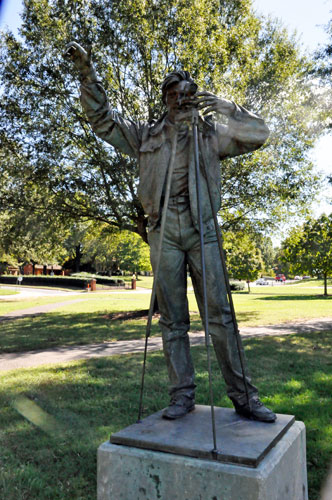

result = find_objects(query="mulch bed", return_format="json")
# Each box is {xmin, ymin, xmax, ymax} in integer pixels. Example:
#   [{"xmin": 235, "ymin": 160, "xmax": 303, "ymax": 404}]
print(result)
[
  {"xmin": 102, "ymin": 309, "xmax": 198, "ymax": 321},
  {"xmin": 102, "ymin": 309, "xmax": 160, "ymax": 321}
]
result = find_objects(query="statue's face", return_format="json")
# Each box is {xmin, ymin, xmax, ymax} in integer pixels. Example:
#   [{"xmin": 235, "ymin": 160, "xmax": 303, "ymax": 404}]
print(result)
[{"xmin": 166, "ymin": 80, "xmax": 196, "ymax": 121}]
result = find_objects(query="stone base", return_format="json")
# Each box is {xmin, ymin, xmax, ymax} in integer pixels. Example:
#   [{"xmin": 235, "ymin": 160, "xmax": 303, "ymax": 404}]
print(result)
[
  {"xmin": 98, "ymin": 420, "xmax": 307, "ymax": 500},
  {"xmin": 109, "ymin": 406, "xmax": 295, "ymax": 467}
]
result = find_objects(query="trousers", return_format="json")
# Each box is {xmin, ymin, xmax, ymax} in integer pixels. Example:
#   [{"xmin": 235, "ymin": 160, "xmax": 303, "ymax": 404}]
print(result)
[{"xmin": 148, "ymin": 197, "xmax": 258, "ymax": 406}]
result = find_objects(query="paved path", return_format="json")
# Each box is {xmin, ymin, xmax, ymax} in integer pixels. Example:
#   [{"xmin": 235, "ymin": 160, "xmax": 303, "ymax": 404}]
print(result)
[
  {"xmin": 0, "ymin": 286, "xmax": 150, "ymax": 301},
  {"xmin": 0, "ymin": 286, "xmax": 85, "ymax": 299},
  {"xmin": 238, "ymin": 317, "xmax": 332, "ymax": 338},
  {"xmin": 0, "ymin": 317, "xmax": 331, "ymax": 372}
]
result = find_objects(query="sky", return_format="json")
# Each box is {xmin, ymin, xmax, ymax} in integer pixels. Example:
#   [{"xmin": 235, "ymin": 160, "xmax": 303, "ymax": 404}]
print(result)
[
  {"xmin": 253, "ymin": 0, "xmax": 332, "ymax": 225},
  {"xmin": 253, "ymin": 0, "xmax": 331, "ymax": 52},
  {"xmin": 1, "ymin": 0, "xmax": 332, "ymax": 230}
]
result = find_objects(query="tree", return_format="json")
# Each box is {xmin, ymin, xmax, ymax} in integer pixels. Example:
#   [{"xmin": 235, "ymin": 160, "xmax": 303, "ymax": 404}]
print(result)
[
  {"xmin": 314, "ymin": 10, "xmax": 332, "ymax": 202},
  {"xmin": 62, "ymin": 222, "xmax": 91, "ymax": 273},
  {"xmin": 223, "ymin": 230, "xmax": 263, "ymax": 292},
  {"xmin": 0, "ymin": 206, "xmax": 151, "ymax": 274},
  {"xmin": 272, "ymin": 246, "xmax": 291, "ymax": 278},
  {"xmin": 80, "ymin": 224, "xmax": 151, "ymax": 274},
  {"xmin": 0, "ymin": 0, "xmax": 326, "ymax": 243},
  {"xmin": 254, "ymin": 234, "xmax": 275, "ymax": 276},
  {"xmin": 315, "ymin": 12, "xmax": 332, "ymax": 86},
  {"xmin": 0, "ymin": 208, "xmax": 70, "ymax": 268},
  {"xmin": 281, "ymin": 214, "xmax": 332, "ymax": 296}
]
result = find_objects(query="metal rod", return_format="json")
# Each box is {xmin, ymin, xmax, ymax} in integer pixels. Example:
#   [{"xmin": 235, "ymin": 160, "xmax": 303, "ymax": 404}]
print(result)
[
  {"xmin": 137, "ymin": 131, "xmax": 178, "ymax": 422},
  {"xmin": 192, "ymin": 109, "xmax": 218, "ymax": 452},
  {"xmin": 197, "ymin": 133, "xmax": 251, "ymax": 410}
]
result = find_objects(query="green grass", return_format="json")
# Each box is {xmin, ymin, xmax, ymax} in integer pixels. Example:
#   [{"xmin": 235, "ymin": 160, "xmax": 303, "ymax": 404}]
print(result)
[
  {"xmin": 1, "ymin": 331, "xmax": 332, "ymax": 499},
  {"xmin": 0, "ymin": 294, "xmax": 85, "ymax": 315},
  {"xmin": 0, "ymin": 290, "xmax": 145, "ymax": 315},
  {"xmin": 0, "ymin": 314, "xmax": 163, "ymax": 352},
  {"xmin": 0, "ymin": 289, "xmax": 19, "ymax": 296},
  {"xmin": 54, "ymin": 292, "xmax": 152, "ymax": 314},
  {"xmin": 0, "ymin": 283, "xmax": 85, "ymax": 292},
  {"xmin": 1, "ymin": 285, "xmax": 332, "ymax": 353},
  {"xmin": 287, "ymin": 278, "xmax": 332, "ymax": 288},
  {"xmin": 232, "ymin": 286, "xmax": 332, "ymax": 326},
  {"xmin": 134, "ymin": 275, "xmax": 154, "ymax": 288}
]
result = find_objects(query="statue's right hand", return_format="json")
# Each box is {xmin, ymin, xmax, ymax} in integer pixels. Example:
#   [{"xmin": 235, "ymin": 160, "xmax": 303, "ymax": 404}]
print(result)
[{"xmin": 63, "ymin": 41, "xmax": 91, "ymax": 71}]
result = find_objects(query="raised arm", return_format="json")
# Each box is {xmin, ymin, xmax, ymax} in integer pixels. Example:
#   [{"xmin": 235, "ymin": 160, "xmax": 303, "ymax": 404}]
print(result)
[
  {"xmin": 64, "ymin": 42, "xmax": 141, "ymax": 159},
  {"xmin": 196, "ymin": 91, "xmax": 269, "ymax": 158}
]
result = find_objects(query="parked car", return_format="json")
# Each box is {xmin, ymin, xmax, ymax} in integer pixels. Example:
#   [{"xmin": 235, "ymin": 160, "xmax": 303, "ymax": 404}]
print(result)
[
  {"xmin": 302, "ymin": 275, "xmax": 311, "ymax": 279},
  {"xmin": 256, "ymin": 278, "xmax": 269, "ymax": 286},
  {"xmin": 275, "ymin": 274, "xmax": 286, "ymax": 282},
  {"xmin": 294, "ymin": 276, "xmax": 302, "ymax": 280}
]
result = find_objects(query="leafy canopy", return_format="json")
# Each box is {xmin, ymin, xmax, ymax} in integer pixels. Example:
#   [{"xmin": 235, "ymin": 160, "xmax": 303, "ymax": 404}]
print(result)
[
  {"xmin": 281, "ymin": 214, "xmax": 332, "ymax": 296},
  {"xmin": 0, "ymin": 0, "xmax": 326, "ymax": 242},
  {"xmin": 223, "ymin": 230, "xmax": 263, "ymax": 291}
]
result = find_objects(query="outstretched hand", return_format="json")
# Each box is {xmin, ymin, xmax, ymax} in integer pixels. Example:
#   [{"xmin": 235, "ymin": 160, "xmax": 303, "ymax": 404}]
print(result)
[
  {"xmin": 195, "ymin": 91, "xmax": 235, "ymax": 116},
  {"xmin": 63, "ymin": 41, "xmax": 91, "ymax": 71}
]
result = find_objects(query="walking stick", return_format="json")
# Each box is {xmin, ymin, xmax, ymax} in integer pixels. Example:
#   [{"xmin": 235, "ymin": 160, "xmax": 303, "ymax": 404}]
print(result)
[
  {"xmin": 137, "ymin": 131, "xmax": 178, "ymax": 422},
  {"xmin": 192, "ymin": 108, "xmax": 218, "ymax": 454},
  {"xmin": 197, "ymin": 133, "xmax": 251, "ymax": 411}
]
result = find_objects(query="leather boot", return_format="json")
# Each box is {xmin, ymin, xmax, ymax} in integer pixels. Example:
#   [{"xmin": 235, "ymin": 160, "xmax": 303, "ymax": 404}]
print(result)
[
  {"xmin": 233, "ymin": 396, "xmax": 277, "ymax": 423},
  {"xmin": 162, "ymin": 394, "xmax": 195, "ymax": 419}
]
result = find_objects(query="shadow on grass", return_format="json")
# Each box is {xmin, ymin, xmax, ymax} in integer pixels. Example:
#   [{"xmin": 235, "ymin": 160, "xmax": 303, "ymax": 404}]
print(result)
[
  {"xmin": 1, "ymin": 330, "xmax": 332, "ymax": 499},
  {"xmin": 255, "ymin": 295, "xmax": 332, "ymax": 301},
  {"xmin": 233, "ymin": 310, "xmax": 260, "ymax": 323},
  {"xmin": 0, "ymin": 309, "xmax": 264, "ymax": 354},
  {"xmin": 0, "ymin": 312, "xmax": 160, "ymax": 353},
  {"xmin": 189, "ymin": 307, "xmax": 260, "ymax": 326}
]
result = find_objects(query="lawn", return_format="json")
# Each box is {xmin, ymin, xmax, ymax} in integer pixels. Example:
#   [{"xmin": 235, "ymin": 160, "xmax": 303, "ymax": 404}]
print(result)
[
  {"xmin": 1, "ymin": 283, "xmax": 332, "ymax": 353},
  {"xmin": 288, "ymin": 278, "xmax": 332, "ymax": 289},
  {"xmin": 0, "ymin": 292, "xmax": 158, "ymax": 352},
  {"xmin": 0, "ymin": 289, "xmax": 19, "ymax": 296},
  {"xmin": 131, "ymin": 275, "xmax": 154, "ymax": 288},
  {"xmin": 0, "ymin": 294, "xmax": 85, "ymax": 315},
  {"xmin": 231, "ymin": 285, "xmax": 332, "ymax": 326},
  {"xmin": 1, "ymin": 330, "xmax": 332, "ymax": 499}
]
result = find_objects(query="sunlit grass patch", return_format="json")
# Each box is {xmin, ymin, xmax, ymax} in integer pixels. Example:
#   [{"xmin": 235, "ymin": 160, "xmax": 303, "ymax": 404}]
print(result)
[{"xmin": 0, "ymin": 289, "xmax": 19, "ymax": 296}]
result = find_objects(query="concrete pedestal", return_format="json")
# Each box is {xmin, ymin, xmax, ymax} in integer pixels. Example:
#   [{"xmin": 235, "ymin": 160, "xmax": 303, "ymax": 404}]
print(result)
[{"xmin": 98, "ymin": 408, "xmax": 307, "ymax": 500}]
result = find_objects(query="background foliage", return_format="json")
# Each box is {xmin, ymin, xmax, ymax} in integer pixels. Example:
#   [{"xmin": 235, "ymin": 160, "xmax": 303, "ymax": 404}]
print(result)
[
  {"xmin": 0, "ymin": 0, "xmax": 327, "ymax": 250},
  {"xmin": 281, "ymin": 213, "xmax": 332, "ymax": 295}
]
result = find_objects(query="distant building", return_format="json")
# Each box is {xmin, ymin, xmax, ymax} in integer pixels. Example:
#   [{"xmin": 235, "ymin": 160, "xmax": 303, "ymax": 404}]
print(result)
[
  {"xmin": 7, "ymin": 265, "xmax": 20, "ymax": 276},
  {"xmin": 23, "ymin": 263, "xmax": 66, "ymax": 276}
]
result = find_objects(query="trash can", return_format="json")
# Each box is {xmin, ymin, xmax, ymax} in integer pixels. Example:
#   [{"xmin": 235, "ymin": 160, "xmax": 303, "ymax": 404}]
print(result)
[
  {"xmin": 90, "ymin": 279, "xmax": 97, "ymax": 291},
  {"xmin": 131, "ymin": 274, "xmax": 136, "ymax": 290}
]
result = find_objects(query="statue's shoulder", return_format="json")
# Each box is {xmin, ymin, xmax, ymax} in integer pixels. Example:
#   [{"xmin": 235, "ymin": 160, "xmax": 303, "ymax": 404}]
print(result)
[
  {"xmin": 140, "ymin": 113, "xmax": 167, "ymax": 143},
  {"xmin": 140, "ymin": 114, "xmax": 167, "ymax": 152},
  {"xmin": 199, "ymin": 114, "xmax": 215, "ymax": 136},
  {"xmin": 148, "ymin": 113, "xmax": 167, "ymax": 136}
]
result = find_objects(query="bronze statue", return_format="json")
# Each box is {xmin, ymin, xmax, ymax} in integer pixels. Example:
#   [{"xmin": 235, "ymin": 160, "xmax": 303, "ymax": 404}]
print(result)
[{"xmin": 64, "ymin": 42, "xmax": 276, "ymax": 423}]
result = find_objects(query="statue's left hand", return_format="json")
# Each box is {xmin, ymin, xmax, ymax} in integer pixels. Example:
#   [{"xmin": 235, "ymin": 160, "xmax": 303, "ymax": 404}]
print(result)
[{"xmin": 196, "ymin": 91, "xmax": 236, "ymax": 116}]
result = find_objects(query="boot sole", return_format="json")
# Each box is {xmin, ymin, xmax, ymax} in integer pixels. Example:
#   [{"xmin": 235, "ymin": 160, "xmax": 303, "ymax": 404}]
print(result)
[
  {"xmin": 162, "ymin": 404, "xmax": 195, "ymax": 420},
  {"xmin": 235, "ymin": 408, "xmax": 277, "ymax": 423}
]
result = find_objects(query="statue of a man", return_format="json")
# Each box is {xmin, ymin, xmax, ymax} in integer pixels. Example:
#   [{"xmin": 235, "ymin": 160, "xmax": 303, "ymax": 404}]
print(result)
[{"xmin": 65, "ymin": 42, "xmax": 276, "ymax": 422}]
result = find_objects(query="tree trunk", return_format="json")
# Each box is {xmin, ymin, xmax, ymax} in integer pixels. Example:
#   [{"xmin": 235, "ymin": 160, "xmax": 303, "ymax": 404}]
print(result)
[
  {"xmin": 136, "ymin": 214, "xmax": 148, "ymax": 244},
  {"xmin": 247, "ymin": 281, "xmax": 250, "ymax": 293},
  {"xmin": 324, "ymin": 272, "xmax": 328, "ymax": 296},
  {"xmin": 74, "ymin": 244, "xmax": 82, "ymax": 273}
]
